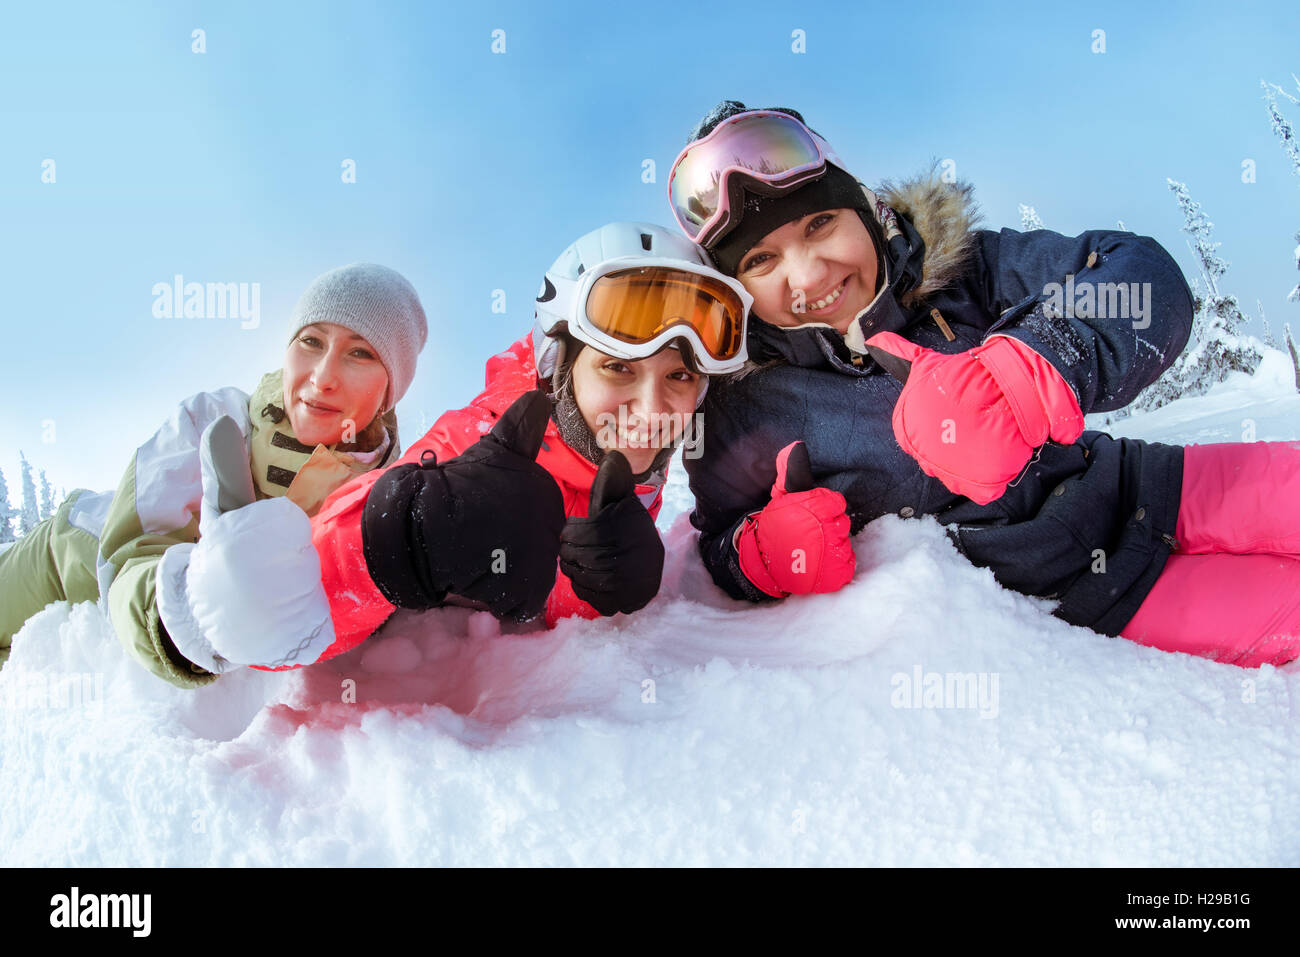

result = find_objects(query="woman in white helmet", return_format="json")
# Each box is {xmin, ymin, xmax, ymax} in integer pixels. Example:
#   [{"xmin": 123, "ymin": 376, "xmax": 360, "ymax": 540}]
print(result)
[{"xmin": 282, "ymin": 222, "xmax": 754, "ymax": 658}]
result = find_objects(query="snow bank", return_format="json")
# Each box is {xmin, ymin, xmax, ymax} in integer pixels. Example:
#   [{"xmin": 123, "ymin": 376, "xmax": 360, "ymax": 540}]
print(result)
[
  {"xmin": 2, "ymin": 359, "xmax": 1299, "ymax": 866},
  {"xmin": 1086, "ymin": 346, "xmax": 1300, "ymax": 446}
]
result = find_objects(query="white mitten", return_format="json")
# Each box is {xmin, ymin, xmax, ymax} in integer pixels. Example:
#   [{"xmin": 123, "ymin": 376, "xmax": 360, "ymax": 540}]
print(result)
[{"xmin": 155, "ymin": 416, "xmax": 336, "ymax": 673}]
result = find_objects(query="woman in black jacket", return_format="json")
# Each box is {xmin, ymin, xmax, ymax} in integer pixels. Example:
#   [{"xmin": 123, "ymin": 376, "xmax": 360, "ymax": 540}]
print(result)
[{"xmin": 669, "ymin": 100, "xmax": 1300, "ymax": 668}]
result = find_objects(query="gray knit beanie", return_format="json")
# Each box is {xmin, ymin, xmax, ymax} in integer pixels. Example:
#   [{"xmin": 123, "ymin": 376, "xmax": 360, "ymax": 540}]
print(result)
[{"xmin": 287, "ymin": 263, "xmax": 428, "ymax": 412}]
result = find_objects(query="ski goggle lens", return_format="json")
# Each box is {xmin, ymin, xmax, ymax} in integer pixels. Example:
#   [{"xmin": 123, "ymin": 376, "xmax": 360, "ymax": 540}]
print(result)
[
  {"xmin": 585, "ymin": 267, "xmax": 745, "ymax": 361},
  {"xmin": 669, "ymin": 111, "xmax": 827, "ymax": 244}
]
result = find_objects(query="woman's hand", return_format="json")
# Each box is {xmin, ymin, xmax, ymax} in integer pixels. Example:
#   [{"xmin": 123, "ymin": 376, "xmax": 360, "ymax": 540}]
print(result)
[
  {"xmin": 156, "ymin": 416, "xmax": 336, "ymax": 674},
  {"xmin": 559, "ymin": 450, "xmax": 665, "ymax": 616},
  {"xmin": 864, "ymin": 332, "xmax": 1084, "ymax": 505},
  {"xmin": 736, "ymin": 441, "xmax": 855, "ymax": 597},
  {"xmin": 361, "ymin": 389, "xmax": 566, "ymax": 622}
]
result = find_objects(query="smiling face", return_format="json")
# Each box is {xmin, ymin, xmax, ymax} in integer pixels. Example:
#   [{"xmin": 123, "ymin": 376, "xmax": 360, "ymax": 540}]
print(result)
[
  {"xmin": 281, "ymin": 322, "xmax": 390, "ymax": 447},
  {"xmin": 733, "ymin": 208, "xmax": 879, "ymax": 334},
  {"xmin": 569, "ymin": 344, "xmax": 703, "ymax": 474}
]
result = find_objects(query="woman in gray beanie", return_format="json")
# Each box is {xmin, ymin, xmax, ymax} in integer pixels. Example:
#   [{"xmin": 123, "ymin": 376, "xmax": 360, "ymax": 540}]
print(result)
[
  {"xmin": 0, "ymin": 262, "xmax": 429, "ymax": 689},
  {"xmin": 284, "ymin": 261, "xmax": 428, "ymax": 419}
]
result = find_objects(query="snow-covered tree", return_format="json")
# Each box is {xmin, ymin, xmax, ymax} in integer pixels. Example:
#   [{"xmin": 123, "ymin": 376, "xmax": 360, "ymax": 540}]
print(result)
[
  {"xmin": 18, "ymin": 452, "xmax": 40, "ymax": 536},
  {"xmin": 1259, "ymin": 303, "xmax": 1300, "ymax": 390},
  {"xmin": 1290, "ymin": 232, "xmax": 1300, "ymax": 304},
  {"xmin": 1018, "ymin": 204, "xmax": 1044, "ymax": 230},
  {"xmin": 1258, "ymin": 300, "xmax": 1276, "ymax": 349},
  {"xmin": 1284, "ymin": 323, "xmax": 1300, "ymax": 391},
  {"xmin": 0, "ymin": 467, "xmax": 16, "ymax": 544},
  {"xmin": 1262, "ymin": 78, "xmax": 1300, "ymax": 305},
  {"xmin": 39, "ymin": 469, "xmax": 54, "ymax": 521},
  {"xmin": 1129, "ymin": 180, "xmax": 1262, "ymax": 412},
  {"xmin": 1262, "ymin": 75, "xmax": 1300, "ymax": 174}
]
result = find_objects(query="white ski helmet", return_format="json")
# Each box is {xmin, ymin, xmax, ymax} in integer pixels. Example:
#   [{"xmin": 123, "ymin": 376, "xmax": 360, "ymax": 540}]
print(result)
[{"xmin": 532, "ymin": 221, "xmax": 751, "ymax": 395}]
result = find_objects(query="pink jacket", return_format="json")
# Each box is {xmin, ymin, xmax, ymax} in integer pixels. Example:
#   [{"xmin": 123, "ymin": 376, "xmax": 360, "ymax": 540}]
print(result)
[{"xmin": 305, "ymin": 333, "xmax": 666, "ymax": 661}]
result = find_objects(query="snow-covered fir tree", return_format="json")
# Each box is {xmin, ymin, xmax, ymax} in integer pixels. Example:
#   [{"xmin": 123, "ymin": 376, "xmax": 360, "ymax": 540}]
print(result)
[
  {"xmin": 1262, "ymin": 78, "xmax": 1300, "ymax": 304},
  {"xmin": 1291, "ymin": 232, "xmax": 1300, "ymax": 304},
  {"xmin": 18, "ymin": 452, "xmax": 40, "ymax": 536},
  {"xmin": 1262, "ymin": 76, "xmax": 1300, "ymax": 170},
  {"xmin": 1256, "ymin": 299, "xmax": 1300, "ymax": 390},
  {"xmin": 1129, "ymin": 180, "xmax": 1262, "ymax": 412},
  {"xmin": 39, "ymin": 469, "xmax": 55, "ymax": 521},
  {"xmin": 0, "ymin": 467, "xmax": 16, "ymax": 544},
  {"xmin": 1259, "ymin": 300, "xmax": 1276, "ymax": 348},
  {"xmin": 1288, "ymin": 324, "xmax": 1300, "ymax": 391},
  {"xmin": 1260, "ymin": 75, "xmax": 1300, "ymax": 393},
  {"xmin": 1018, "ymin": 204, "xmax": 1044, "ymax": 230}
]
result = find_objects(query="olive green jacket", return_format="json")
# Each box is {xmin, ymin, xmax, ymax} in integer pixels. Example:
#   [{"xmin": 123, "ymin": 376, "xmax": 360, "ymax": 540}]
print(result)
[{"xmin": 0, "ymin": 371, "xmax": 398, "ymax": 687}]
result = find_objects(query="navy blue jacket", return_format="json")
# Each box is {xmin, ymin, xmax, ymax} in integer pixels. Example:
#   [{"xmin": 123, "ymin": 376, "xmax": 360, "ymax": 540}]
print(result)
[{"xmin": 685, "ymin": 177, "xmax": 1196, "ymax": 635}]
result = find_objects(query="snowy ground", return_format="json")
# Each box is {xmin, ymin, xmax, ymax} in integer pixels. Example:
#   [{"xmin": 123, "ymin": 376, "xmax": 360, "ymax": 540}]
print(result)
[{"xmin": 3, "ymin": 350, "xmax": 1299, "ymax": 866}]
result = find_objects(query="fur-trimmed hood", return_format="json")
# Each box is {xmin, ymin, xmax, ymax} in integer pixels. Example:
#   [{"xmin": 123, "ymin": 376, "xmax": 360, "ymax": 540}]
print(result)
[
  {"xmin": 876, "ymin": 165, "xmax": 983, "ymax": 311},
  {"xmin": 737, "ymin": 165, "xmax": 985, "ymax": 374}
]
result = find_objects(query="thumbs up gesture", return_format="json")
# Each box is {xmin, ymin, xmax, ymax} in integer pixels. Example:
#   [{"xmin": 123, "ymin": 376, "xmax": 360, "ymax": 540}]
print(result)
[
  {"xmin": 736, "ymin": 441, "xmax": 855, "ymax": 598},
  {"xmin": 558, "ymin": 450, "xmax": 665, "ymax": 617},
  {"xmin": 863, "ymin": 332, "xmax": 1085, "ymax": 505},
  {"xmin": 156, "ymin": 414, "xmax": 337, "ymax": 674},
  {"xmin": 362, "ymin": 389, "xmax": 566, "ymax": 623}
]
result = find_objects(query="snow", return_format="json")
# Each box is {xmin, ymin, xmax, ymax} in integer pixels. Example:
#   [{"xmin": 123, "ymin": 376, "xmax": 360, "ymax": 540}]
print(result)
[
  {"xmin": 1089, "ymin": 347, "xmax": 1300, "ymax": 446},
  {"xmin": 3, "ymin": 354, "xmax": 1300, "ymax": 865}
]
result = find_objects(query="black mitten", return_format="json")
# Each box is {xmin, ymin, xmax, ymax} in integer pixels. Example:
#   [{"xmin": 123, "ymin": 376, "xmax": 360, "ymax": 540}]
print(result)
[
  {"xmin": 362, "ymin": 390, "xmax": 566, "ymax": 622},
  {"xmin": 559, "ymin": 450, "xmax": 665, "ymax": 616}
]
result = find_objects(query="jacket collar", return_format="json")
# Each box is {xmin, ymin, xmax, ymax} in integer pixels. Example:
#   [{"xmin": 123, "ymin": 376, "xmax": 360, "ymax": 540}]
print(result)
[{"xmin": 248, "ymin": 370, "xmax": 400, "ymax": 498}]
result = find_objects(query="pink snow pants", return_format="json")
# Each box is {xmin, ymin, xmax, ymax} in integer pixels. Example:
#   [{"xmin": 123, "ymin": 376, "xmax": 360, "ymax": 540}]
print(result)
[{"xmin": 1119, "ymin": 441, "xmax": 1300, "ymax": 667}]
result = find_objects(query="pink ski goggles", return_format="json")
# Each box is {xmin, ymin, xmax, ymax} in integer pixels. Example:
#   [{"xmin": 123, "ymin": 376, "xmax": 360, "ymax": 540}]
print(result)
[{"xmin": 668, "ymin": 110, "xmax": 842, "ymax": 248}]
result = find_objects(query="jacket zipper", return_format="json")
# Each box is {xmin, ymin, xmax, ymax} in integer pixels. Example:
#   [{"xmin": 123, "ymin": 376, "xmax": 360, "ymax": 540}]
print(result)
[{"xmin": 931, "ymin": 308, "xmax": 955, "ymax": 341}]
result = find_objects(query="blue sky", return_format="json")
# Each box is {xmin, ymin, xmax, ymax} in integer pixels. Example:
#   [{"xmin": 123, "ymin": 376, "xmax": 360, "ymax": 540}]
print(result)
[{"xmin": 2, "ymin": 0, "xmax": 1298, "ymax": 495}]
